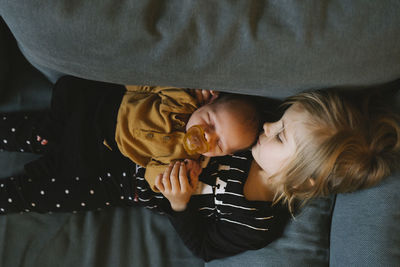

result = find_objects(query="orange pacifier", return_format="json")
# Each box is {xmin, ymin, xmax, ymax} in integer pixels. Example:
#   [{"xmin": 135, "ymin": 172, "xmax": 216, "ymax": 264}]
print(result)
[{"xmin": 183, "ymin": 125, "xmax": 210, "ymax": 155}]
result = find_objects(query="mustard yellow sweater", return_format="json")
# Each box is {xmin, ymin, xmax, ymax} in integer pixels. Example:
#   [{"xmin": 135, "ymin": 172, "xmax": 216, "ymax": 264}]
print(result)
[{"xmin": 114, "ymin": 85, "xmax": 200, "ymax": 191}]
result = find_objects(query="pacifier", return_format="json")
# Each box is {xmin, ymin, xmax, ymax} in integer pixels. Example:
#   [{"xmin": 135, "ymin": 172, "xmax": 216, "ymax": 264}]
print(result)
[{"xmin": 183, "ymin": 125, "xmax": 210, "ymax": 155}]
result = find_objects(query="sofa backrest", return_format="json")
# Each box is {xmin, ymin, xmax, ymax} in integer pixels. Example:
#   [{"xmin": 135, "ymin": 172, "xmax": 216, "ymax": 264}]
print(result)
[{"xmin": 1, "ymin": 0, "xmax": 400, "ymax": 97}]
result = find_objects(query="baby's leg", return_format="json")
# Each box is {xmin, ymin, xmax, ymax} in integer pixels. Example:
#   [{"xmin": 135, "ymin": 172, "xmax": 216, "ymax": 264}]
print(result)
[
  {"xmin": 0, "ymin": 157, "xmax": 137, "ymax": 214},
  {"xmin": 0, "ymin": 111, "xmax": 50, "ymax": 154}
]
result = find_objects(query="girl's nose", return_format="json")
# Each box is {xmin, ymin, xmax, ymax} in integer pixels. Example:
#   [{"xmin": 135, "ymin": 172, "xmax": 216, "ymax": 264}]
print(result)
[
  {"xmin": 263, "ymin": 121, "xmax": 280, "ymax": 137},
  {"xmin": 263, "ymin": 122, "xmax": 273, "ymax": 136}
]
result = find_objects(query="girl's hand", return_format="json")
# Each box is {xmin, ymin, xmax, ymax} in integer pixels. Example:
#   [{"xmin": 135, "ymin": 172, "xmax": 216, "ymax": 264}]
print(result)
[
  {"xmin": 193, "ymin": 89, "xmax": 219, "ymax": 105},
  {"xmin": 155, "ymin": 161, "xmax": 199, "ymax": 212}
]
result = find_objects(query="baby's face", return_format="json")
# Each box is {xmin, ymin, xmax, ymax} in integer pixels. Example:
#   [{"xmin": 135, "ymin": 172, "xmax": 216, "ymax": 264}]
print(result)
[{"xmin": 186, "ymin": 102, "xmax": 256, "ymax": 157}]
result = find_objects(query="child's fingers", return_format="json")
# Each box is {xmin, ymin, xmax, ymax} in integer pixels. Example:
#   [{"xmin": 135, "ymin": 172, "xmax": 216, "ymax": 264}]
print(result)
[
  {"xmin": 192, "ymin": 89, "xmax": 205, "ymax": 105},
  {"xmin": 193, "ymin": 89, "xmax": 216, "ymax": 105},
  {"xmin": 209, "ymin": 90, "xmax": 219, "ymax": 102},
  {"xmin": 186, "ymin": 159, "xmax": 202, "ymax": 177},
  {"xmin": 201, "ymin": 90, "xmax": 211, "ymax": 101},
  {"xmin": 155, "ymin": 174, "xmax": 165, "ymax": 192},
  {"xmin": 210, "ymin": 90, "xmax": 219, "ymax": 96},
  {"xmin": 189, "ymin": 171, "xmax": 199, "ymax": 190},
  {"xmin": 170, "ymin": 162, "xmax": 181, "ymax": 191},
  {"xmin": 193, "ymin": 162, "xmax": 202, "ymax": 177},
  {"xmin": 178, "ymin": 162, "xmax": 189, "ymax": 190},
  {"xmin": 162, "ymin": 164, "xmax": 173, "ymax": 191},
  {"xmin": 184, "ymin": 159, "xmax": 192, "ymax": 170}
]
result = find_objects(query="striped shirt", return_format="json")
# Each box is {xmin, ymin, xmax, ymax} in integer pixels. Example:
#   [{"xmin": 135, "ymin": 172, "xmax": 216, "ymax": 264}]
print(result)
[{"xmin": 134, "ymin": 150, "xmax": 290, "ymax": 261}]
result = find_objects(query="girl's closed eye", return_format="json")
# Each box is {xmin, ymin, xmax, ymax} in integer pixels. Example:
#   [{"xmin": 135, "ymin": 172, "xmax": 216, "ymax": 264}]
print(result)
[
  {"xmin": 275, "ymin": 128, "xmax": 284, "ymax": 143},
  {"xmin": 275, "ymin": 133, "xmax": 282, "ymax": 143}
]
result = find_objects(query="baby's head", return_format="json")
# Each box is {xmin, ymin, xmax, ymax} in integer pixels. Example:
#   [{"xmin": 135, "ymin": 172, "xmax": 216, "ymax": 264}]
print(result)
[
  {"xmin": 269, "ymin": 89, "xmax": 400, "ymax": 211},
  {"xmin": 186, "ymin": 93, "xmax": 261, "ymax": 157}
]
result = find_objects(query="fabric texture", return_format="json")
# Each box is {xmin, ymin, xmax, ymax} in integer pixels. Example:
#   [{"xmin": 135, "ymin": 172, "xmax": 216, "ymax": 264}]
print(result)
[
  {"xmin": 1, "ymin": 1, "xmax": 400, "ymax": 98},
  {"xmin": 330, "ymin": 173, "xmax": 400, "ymax": 266},
  {"xmin": 0, "ymin": 207, "xmax": 204, "ymax": 267},
  {"xmin": 0, "ymin": 17, "xmax": 10, "ymax": 90}
]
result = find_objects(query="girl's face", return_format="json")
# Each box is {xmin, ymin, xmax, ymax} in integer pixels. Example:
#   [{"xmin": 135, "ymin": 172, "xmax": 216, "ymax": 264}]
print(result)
[{"xmin": 252, "ymin": 103, "xmax": 311, "ymax": 178}]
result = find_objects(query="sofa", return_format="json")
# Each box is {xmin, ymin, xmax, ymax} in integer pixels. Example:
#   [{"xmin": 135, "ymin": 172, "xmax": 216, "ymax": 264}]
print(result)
[{"xmin": 0, "ymin": 1, "xmax": 399, "ymax": 266}]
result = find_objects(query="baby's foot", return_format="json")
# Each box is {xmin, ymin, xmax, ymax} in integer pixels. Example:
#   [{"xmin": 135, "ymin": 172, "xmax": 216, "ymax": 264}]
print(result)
[{"xmin": 36, "ymin": 135, "xmax": 48, "ymax": 145}]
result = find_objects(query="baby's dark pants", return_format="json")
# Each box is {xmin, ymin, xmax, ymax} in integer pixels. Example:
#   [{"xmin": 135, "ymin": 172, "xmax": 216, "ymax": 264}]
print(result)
[{"xmin": 0, "ymin": 76, "xmax": 139, "ymax": 214}]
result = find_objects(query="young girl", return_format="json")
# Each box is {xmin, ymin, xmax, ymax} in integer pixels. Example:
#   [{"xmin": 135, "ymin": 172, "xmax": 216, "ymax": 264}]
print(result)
[
  {"xmin": 141, "ymin": 86, "xmax": 399, "ymax": 260},
  {"xmin": 0, "ymin": 80, "xmax": 399, "ymax": 261}
]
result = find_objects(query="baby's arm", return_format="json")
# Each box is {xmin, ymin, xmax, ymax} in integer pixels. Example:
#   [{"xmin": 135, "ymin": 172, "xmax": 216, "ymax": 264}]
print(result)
[
  {"xmin": 155, "ymin": 160, "xmax": 201, "ymax": 211},
  {"xmin": 183, "ymin": 159, "xmax": 202, "ymax": 182}
]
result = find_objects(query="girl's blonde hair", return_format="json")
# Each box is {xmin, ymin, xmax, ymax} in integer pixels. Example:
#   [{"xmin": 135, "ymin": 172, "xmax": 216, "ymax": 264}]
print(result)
[{"xmin": 272, "ymin": 89, "xmax": 400, "ymax": 213}]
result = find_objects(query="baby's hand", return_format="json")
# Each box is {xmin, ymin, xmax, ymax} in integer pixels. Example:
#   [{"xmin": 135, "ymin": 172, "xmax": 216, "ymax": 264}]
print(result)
[
  {"xmin": 36, "ymin": 135, "xmax": 48, "ymax": 145},
  {"xmin": 184, "ymin": 159, "xmax": 202, "ymax": 181},
  {"xmin": 192, "ymin": 89, "xmax": 219, "ymax": 105},
  {"xmin": 155, "ymin": 161, "xmax": 199, "ymax": 211}
]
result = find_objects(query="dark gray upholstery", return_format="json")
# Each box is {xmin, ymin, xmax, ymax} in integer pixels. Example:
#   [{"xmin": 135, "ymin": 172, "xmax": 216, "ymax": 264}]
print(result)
[
  {"xmin": 331, "ymin": 173, "xmax": 400, "ymax": 266},
  {"xmin": 1, "ymin": 0, "xmax": 400, "ymax": 97},
  {"xmin": 1, "ymin": 1, "xmax": 399, "ymax": 266},
  {"xmin": 0, "ymin": 17, "xmax": 9, "ymax": 91}
]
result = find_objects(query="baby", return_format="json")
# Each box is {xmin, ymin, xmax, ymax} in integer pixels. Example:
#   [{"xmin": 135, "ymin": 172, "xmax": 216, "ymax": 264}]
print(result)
[
  {"xmin": 34, "ymin": 78, "xmax": 261, "ymax": 192},
  {"xmin": 111, "ymin": 85, "xmax": 261, "ymax": 191}
]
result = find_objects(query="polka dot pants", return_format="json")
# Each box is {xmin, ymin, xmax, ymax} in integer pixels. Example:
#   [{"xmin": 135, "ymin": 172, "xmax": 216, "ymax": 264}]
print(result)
[
  {"xmin": 0, "ymin": 111, "xmax": 49, "ymax": 154},
  {"xmin": 0, "ymin": 111, "xmax": 139, "ymax": 214}
]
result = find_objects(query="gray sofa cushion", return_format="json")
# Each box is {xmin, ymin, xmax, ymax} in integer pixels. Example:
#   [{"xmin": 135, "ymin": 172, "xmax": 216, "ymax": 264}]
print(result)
[
  {"xmin": 330, "ymin": 173, "xmax": 400, "ymax": 266},
  {"xmin": 0, "ymin": 15, "xmax": 52, "ymax": 113},
  {"xmin": 208, "ymin": 197, "xmax": 333, "ymax": 267},
  {"xmin": 1, "ymin": 0, "xmax": 400, "ymax": 98},
  {"xmin": 0, "ymin": 17, "xmax": 10, "ymax": 90},
  {"xmin": 0, "ymin": 207, "xmax": 204, "ymax": 267}
]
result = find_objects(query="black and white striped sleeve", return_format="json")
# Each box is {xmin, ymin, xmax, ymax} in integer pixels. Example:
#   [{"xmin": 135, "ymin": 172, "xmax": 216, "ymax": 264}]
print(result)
[{"xmin": 167, "ymin": 203, "xmax": 290, "ymax": 262}]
